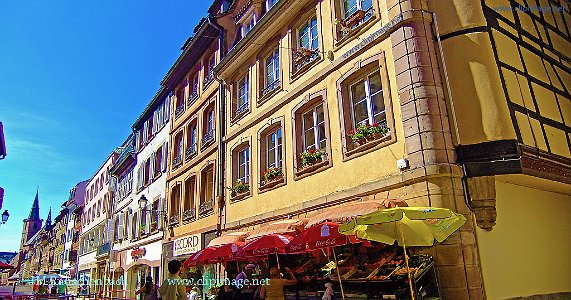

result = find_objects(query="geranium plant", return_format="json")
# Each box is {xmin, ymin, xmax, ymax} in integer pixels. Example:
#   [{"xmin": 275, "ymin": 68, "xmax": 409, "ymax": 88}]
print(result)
[
  {"xmin": 348, "ymin": 122, "xmax": 389, "ymax": 143},
  {"xmin": 262, "ymin": 167, "xmax": 283, "ymax": 183},
  {"xmin": 231, "ymin": 180, "xmax": 249, "ymax": 194},
  {"xmin": 300, "ymin": 148, "xmax": 326, "ymax": 166}
]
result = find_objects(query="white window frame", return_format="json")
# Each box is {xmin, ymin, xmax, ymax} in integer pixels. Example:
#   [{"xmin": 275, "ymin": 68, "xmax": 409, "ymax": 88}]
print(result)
[
  {"xmin": 298, "ymin": 17, "xmax": 319, "ymax": 51},
  {"xmin": 237, "ymin": 73, "xmax": 249, "ymax": 112},
  {"xmin": 302, "ymin": 104, "xmax": 326, "ymax": 151},
  {"xmin": 266, "ymin": 127, "xmax": 283, "ymax": 169},
  {"xmin": 349, "ymin": 70, "xmax": 385, "ymax": 128},
  {"xmin": 265, "ymin": 49, "xmax": 280, "ymax": 88},
  {"xmin": 241, "ymin": 12, "xmax": 257, "ymax": 37},
  {"xmin": 343, "ymin": 0, "xmax": 373, "ymax": 18},
  {"xmin": 237, "ymin": 146, "xmax": 250, "ymax": 184}
]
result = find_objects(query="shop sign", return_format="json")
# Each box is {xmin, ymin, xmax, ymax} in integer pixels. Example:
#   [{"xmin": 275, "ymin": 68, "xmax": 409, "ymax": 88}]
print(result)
[
  {"xmin": 341, "ymin": 13, "xmax": 403, "ymax": 59},
  {"xmin": 131, "ymin": 248, "xmax": 146, "ymax": 260},
  {"xmin": 173, "ymin": 234, "xmax": 202, "ymax": 257}
]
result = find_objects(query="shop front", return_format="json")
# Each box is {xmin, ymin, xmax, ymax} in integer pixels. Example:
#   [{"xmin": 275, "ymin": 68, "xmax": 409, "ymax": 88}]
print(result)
[{"xmin": 124, "ymin": 241, "xmax": 163, "ymax": 299}]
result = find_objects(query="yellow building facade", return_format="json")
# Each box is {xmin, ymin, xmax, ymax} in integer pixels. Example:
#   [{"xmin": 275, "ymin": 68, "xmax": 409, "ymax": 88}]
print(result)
[{"xmin": 161, "ymin": 0, "xmax": 570, "ymax": 299}]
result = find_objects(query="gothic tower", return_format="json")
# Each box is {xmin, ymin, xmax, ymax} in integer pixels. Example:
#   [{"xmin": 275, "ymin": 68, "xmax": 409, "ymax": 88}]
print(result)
[{"xmin": 20, "ymin": 190, "xmax": 43, "ymax": 248}]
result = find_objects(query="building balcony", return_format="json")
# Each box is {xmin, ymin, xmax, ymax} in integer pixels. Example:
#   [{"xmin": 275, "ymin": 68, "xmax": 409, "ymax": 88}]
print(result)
[
  {"xmin": 198, "ymin": 199, "xmax": 214, "ymax": 216},
  {"xmin": 175, "ymin": 103, "xmax": 186, "ymax": 119},
  {"xmin": 182, "ymin": 208, "xmax": 196, "ymax": 223},
  {"xmin": 185, "ymin": 144, "xmax": 198, "ymax": 162}
]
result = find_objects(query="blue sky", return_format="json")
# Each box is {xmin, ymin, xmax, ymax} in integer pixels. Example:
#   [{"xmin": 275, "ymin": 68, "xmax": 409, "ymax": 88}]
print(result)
[{"xmin": 0, "ymin": 0, "xmax": 211, "ymax": 251}]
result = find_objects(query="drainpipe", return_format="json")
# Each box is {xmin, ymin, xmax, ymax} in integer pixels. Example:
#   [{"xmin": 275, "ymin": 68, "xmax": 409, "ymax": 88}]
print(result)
[{"xmin": 208, "ymin": 16, "xmax": 227, "ymax": 238}]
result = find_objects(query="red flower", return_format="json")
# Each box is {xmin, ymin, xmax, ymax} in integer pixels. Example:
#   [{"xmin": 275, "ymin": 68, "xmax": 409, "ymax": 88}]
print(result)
[
  {"xmin": 349, "ymin": 130, "xmax": 354, "ymax": 135},
  {"xmin": 373, "ymin": 122, "xmax": 378, "ymax": 127}
]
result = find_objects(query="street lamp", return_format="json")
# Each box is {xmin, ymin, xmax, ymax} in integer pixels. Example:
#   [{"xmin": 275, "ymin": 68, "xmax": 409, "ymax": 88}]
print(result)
[
  {"xmin": 138, "ymin": 195, "xmax": 168, "ymax": 227},
  {"xmin": 0, "ymin": 210, "xmax": 9, "ymax": 225}
]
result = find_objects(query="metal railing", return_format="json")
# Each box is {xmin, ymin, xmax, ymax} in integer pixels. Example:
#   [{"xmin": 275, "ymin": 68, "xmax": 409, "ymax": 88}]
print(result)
[
  {"xmin": 262, "ymin": 79, "xmax": 280, "ymax": 97},
  {"xmin": 201, "ymin": 130, "xmax": 215, "ymax": 148},
  {"xmin": 187, "ymin": 91, "xmax": 199, "ymax": 106},
  {"xmin": 169, "ymin": 215, "xmax": 180, "ymax": 227},
  {"xmin": 182, "ymin": 208, "xmax": 196, "ymax": 223},
  {"xmin": 174, "ymin": 103, "xmax": 185, "ymax": 119},
  {"xmin": 185, "ymin": 144, "xmax": 197, "ymax": 161},
  {"xmin": 198, "ymin": 199, "xmax": 214, "ymax": 215},
  {"xmin": 204, "ymin": 72, "xmax": 215, "ymax": 87},
  {"xmin": 235, "ymin": 101, "xmax": 249, "ymax": 116},
  {"xmin": 172, "ymin": 155, "xmax": 182, "ymax": 169}
]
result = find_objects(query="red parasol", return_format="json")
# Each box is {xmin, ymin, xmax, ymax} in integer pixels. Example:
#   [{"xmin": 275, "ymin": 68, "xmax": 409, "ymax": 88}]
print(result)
[
  {"xmin": 0, "ymin": 262, "xmax": 14, "ymax": 269},
  {"xmin": 203, "ymin": 242, "xmax": 246, "ymax": 264},
  {"xmin": 242, "ymin": 234, "xmax": 293, "ymax": 257},
  {"xmin": 286, "ymin": 222, "xmax": 365, "ymax": 253},
  {"xmin": 183, "ymin": 247, "xmax": 217, "ymax": 268}
]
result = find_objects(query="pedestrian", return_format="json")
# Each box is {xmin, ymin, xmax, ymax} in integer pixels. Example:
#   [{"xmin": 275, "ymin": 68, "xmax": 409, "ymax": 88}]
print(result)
[
  {"xmin": 158, "ymin": 260, "xmax": 187, "ymax": 300},
  {"xmin": 136, "ymin": 275, "xmax": 159, "ymax": 300},
  {"xmin": 260, "ymin": 267, "xmax": 297, "ymax": 300},
  {"xmin": 235, "ymin": 264, "xmax": 256, "ymax": 300}
]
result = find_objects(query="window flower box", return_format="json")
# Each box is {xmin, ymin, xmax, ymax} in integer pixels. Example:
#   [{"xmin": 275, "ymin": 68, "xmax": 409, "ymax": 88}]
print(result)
[
  {"xmin": 299, "ymin": 148, "xmax": 327, "ymax": 167},
  {"xmin": 342, "ymin": 10, "xmax": 365, "ymax": 28},
  {"xmin": 228, "ymin": 180, "xmax": 250, "ymax": 201},
  {"xmin": 150, "ymin": 222, "xmax": 158, "ymax": 232},
  {"xmin": 261, "ymin": 167, "xmax": 284, "ymax": 189},
  {"xmin": 293, "ymin": 48, "xmax": 315, "ymax": 64},
  {"xmin": 348, "ymin": 122, "xmax": 389, "ymax": 145}
]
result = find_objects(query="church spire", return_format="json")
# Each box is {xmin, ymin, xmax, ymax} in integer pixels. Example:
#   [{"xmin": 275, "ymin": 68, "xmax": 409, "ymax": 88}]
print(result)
[
  {"xmin": 45, "ymin": 207, "xmax": 52, "ymax": 228},
  {"xmin": 28, "ymin": 188, "xmax": 40, "ymax": 220}
]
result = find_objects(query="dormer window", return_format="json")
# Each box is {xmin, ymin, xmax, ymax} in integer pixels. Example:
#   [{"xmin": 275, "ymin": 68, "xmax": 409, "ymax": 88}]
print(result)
[{"xmin": 241, "ymin": 13, "xmax": 257, "ymax": 37}]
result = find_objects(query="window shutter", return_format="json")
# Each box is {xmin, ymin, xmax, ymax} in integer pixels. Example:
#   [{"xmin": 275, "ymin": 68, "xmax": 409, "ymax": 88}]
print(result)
[
  {"xmin": 162, "ymin": 142, "xmax": 168, "ymax": 172},
  {"xmin": 106, "ymin": 219, "xmax": 114, "ymax": 243},
  {"xmin": 157, "ymin": 197, "xmax": 164, "ymax": 230},
  {"xmin": 135, "ymin": 133, "xmax": 141, "ymax": 152},
  {"xmin": 118, "ymin": 214, "xmax": 124, "ymax": 240},
  {"xmin": 150, "ymin": 154, "xmax": 156, "ymax": 182},
  {"xmin": 165, "ymin": 95, "xmax": 171, "ymax": 122}
]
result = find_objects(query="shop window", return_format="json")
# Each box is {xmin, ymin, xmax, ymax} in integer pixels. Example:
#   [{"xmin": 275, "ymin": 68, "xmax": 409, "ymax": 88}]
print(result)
[
  {"xmin": 334, "ymin": 0, "xmax": 377, "ymax": 42},
  {"xmin": 336, "ymin": 53, "xmax": 395, "ymax": 159},
  {"xmin": 231, "ymin": 142, "xmax": 251, "ymax": 201},
  {"xmin": 199, "ymin": 165, "xmax": 215, "ymax": 217},
  {"xmin": 185, "ymin": 121, "xmax": 198, "ymax": 161},
  {"xmin": 293, "ymin": 15, "xmax": 320, "ymax": 74},
  {"xmin": 183, "ymin": 176, "xmax": 197, "ymax": 223},
  {"xmin": 259, "ymin": 123, "xmax": 286, "ymax": 191}
]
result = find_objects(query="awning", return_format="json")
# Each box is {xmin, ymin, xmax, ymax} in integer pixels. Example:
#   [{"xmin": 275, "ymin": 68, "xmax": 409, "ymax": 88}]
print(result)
[
  {"xmin": 0, "ymin": 262, "xmax": 14, "ymax": 269},
  {"xmin": 245, "ymin": 219, "xmax": 307, "ymax": 242},
  {"xmin": 207, "ymin": 232, "xmax": 248, "ymax": 247},
  {"xmin": 305, "ymin": 199, "xmax": 408, "ymax": 228}
]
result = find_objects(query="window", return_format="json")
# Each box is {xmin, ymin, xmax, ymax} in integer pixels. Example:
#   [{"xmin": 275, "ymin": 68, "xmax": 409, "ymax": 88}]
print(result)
[
  {"xmin": 183, "ymin": 177, "xmax": 196, "ymax": 222},
  {"xmin": 302, "ymin": 104, "xmax": 326, "ymax": 151},
  {"xmin": 189, "ymin": 73, "xmax": 200, "ymax": 104},
  {"xmin": 237, "ymin": 147, "xmax": 250, "ymax": 184},
  {"xmin": 151, "ymin": 200, "xmax": 159, "ymax": 231},
  {"xmin": 350, "ymin": 70, "xmax": 385, "ymax": 127},
  {"xmin": 242, "ymin": 13, "xmax": 257, "ymax": 37},
  {"xmin": 132, "ymin": 212, "xmax": 138, "ymax": 239},
  {"xmin": 186, "ymin": 122, "xmax": 198, "ymax": 160},
  {"xmin": 202, "ymin": 106, "xmax": 215, "ymax": 148},
  {"xmin": 144, "ymin": 159, "xmax": 151, "ymax": 185},
  {"xmin": 169, "ymin": 185, "xmax": 181, "ymax": 225},
  {"xmin": 336, "ymin": 0, "xmax": 375, "ymax": 40},
  {"xmin": 234, "ymin": 72, "xmax": 249, "ymax": 118},
  {"xmin": 199, "ymin": 165, "xmax": 215, "ymax": 216},
  {"xmin": 337, "ymin": 54, "xmax": 394, "ymax": 158},
  {"xmin": 204, "ymin": 54, "xmax": 216, "ymax": 85},
  {"xmin": 140, "ymin": 208, "xmax": 147, "ymax": 235},
  {"xmin": 299, "ymin": 17, "xmax": 318, "ymax": 51},
  {"xmin": 263, "ymin": 48, "xmax": 280, "ymax": 96},
  {"xmin": 175, "ymin": 86, "xmax": 186, "ymax": 119},
  {"xmin": 173, "ymin": 132, "xmax": 184, "ymax": 169},
  {"xmin": 266, "ymin": 127, "xmax": 283, "ymax": 169},
  {"xmin": 100, "ymin": 174, "xmax": 105, "ymax": 189}
]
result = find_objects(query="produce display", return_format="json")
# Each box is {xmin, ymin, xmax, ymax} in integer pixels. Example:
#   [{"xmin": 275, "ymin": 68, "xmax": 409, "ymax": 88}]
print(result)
[{"xmin": 281, "ymin": 243, "xmax": 438, "ymax": 300}]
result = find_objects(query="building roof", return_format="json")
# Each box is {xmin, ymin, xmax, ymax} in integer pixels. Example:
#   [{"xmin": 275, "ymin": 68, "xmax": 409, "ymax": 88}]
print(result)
[{"xmin": 27, "ymin": 190, "xmax": 40, "ymax": 221}]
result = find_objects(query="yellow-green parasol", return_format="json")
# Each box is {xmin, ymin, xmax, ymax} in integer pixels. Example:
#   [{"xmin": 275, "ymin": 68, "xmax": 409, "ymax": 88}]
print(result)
[{"xmin": 338, "ymin": 207, "xmax": 466, "ymax": 300}]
